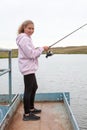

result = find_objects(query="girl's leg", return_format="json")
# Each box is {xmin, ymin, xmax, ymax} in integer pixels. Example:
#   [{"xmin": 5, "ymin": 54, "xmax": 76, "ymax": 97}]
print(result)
[
  {"xmin": 30, "ymin": 74, "xmax": 38, "ymax": 109},
  {"xmin": 23, "ymin": 74, "xmax": 34, "ymax": 114},
  {"xmin": 29, "ymin": 74, "xmax": 41, "ymax": 114}
]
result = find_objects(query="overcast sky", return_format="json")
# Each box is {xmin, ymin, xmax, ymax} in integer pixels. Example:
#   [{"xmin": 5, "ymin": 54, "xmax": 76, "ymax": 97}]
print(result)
[{"xmin": 0, "ymin": 0, "xmax": 87, "ymax": 49}]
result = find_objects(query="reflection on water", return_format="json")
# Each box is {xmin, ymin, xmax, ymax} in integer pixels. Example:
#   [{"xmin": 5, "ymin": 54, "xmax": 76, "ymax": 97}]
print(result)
[{"xmin": 0, "ymin": 54, "xmax": 87, "ymax": 129}]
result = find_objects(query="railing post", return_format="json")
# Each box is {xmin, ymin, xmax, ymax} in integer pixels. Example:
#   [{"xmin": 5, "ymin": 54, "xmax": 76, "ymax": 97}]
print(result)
[{"xmin": 8, "ymin": 51, "xmax": 12, "ymax": 103}]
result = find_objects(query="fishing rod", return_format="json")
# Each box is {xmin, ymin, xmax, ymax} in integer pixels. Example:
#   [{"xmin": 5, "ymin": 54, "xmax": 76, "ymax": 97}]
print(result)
[{"xmin": 46, "ymin": 23, "xmax": 87, "ymax": 58}]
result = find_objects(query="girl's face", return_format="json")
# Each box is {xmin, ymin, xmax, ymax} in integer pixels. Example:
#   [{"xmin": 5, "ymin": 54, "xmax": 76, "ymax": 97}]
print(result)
[{"xmin": 24, "ymin": 23, "xmax": 34, "ymax": 36}]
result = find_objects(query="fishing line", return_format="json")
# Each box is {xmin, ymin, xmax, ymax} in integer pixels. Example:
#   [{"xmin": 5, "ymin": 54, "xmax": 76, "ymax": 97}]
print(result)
[{"xmin": 46, "ymin": 23, "xmax": 87, "ymax": 58}]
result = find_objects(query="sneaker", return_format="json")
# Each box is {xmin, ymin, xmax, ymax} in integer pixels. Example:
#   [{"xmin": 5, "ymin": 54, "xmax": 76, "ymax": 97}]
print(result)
[
  {"xmin": 23, "ymin": 113, "xmax": 40, "ymax": 121},
  {"xmin": 30, "ymin": 108, "xmax": 41, "ymax": 114}
]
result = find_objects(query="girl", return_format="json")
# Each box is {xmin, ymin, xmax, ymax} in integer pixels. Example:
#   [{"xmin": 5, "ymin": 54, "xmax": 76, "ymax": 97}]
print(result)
[{"xmin": 16, "ymin": 20, "xmax": 49, "ymax": 121}]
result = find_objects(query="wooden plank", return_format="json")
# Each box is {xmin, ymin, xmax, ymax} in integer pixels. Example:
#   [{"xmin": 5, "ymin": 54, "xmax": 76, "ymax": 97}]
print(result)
[
  {"xmin": 40, "ymin": 102, "xmax": 73, "ymax": 130},
  {"xmin": 5, "ymin": 102, "xmax": 73, "ymax": 130}
]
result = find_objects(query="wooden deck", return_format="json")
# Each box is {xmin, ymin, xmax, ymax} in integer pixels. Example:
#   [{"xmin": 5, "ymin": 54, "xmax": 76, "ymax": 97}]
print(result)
[{"xmin": 5, "ymin": 101, "xmax": 73, "ymax": 130}]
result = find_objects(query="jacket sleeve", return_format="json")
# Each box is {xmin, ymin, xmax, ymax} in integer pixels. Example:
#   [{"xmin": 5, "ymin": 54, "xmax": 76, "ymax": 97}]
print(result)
[{"xmin": 19, "ymin": 36, "xmax": 44, "ymax": 59}]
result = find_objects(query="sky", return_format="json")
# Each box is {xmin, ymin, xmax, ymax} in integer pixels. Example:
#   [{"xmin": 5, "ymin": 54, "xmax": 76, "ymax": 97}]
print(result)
[{"xmin": 0, "ymin": 0, "xmax": 87, "ymax": 49}]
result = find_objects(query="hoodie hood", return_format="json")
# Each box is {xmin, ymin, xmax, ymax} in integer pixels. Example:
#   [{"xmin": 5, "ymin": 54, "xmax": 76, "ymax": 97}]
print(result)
[{"xmin": 16, "ymin": 33, "xmax": 30, "ymax": 46}]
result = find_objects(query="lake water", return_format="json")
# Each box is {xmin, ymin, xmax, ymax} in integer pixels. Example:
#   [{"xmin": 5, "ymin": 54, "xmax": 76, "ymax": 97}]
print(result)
[{"xmin": 0, "ymin": 54, "xmax": 87, "ymax": 130}]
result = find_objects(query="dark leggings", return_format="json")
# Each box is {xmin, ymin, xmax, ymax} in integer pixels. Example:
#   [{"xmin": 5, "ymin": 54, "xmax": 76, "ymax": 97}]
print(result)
[{"xmin": 23, "ymin": 73, "xmax": 38, "ymax": 114}]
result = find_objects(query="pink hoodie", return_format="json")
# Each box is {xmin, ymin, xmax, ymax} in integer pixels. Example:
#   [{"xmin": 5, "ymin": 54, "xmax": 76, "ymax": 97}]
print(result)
[{"xmin": 16, "ymin": 33, "xmax": 44, "ymax": 75}]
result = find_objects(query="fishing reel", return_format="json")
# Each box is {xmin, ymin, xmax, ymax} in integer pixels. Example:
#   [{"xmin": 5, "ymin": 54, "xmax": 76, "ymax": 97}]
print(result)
[{"xmin": 46, "ymin": 50, "xmax": 53, "ymax": 58}]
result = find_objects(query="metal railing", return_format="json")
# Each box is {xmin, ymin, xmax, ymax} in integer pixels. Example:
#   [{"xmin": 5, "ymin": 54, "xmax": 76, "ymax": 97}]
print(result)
[{"xmin": 0, "ymin": 48, "xmax": 12, "ymax": 103}]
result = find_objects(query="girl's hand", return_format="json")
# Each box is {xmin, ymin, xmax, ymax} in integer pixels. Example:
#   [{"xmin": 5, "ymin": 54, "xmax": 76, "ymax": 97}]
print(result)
[{"xmin": 43, "ymin": 46, "xmax": 49, "ymax": 51}]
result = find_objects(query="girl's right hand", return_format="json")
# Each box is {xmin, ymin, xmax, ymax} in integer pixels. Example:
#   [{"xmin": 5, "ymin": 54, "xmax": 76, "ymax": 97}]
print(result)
[{"xmin": 43, "ymin": 46, "xmax": 49, "ymax": 51}]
